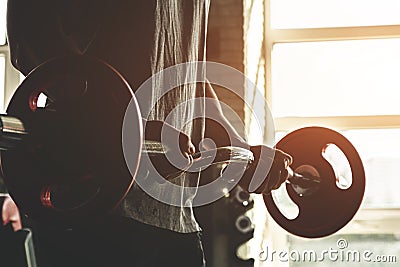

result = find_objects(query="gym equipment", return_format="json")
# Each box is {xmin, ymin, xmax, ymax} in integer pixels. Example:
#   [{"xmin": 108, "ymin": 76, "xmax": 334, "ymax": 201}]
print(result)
[
  {"xmin": 142, "ymin": 141, "xmax": 254, "ymax": 181},
  {"xmin": 264, "ymin": 127, "xmax": 365, "ymax": 238},
  {"xmin": 0, "ymin": 56, "xmax": 365, "ymax": 238},
  {"xmin": 0, "ymin": 56, "xmax": 253, "ymax": 226},
  {"xmin": 0, "ymin": 56, "xmax": 142, "ymax": 225}
]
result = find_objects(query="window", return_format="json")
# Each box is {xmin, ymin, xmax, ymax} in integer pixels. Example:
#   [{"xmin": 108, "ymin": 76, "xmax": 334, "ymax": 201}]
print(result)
[
  {"xmin": 0, "ymin": 0, "xmax": 22, "ymax": 110},
  {"xmin": 245, "ymin": 1, "xmax": 400, "ymax": 266},
  {"xmin": 0, "ymin": 1, "xmax": 23, "ymax": 193},
  {"xmin": 0, "ymin": 0, "xmax": 6, "ymax": 45},
  {"xmin": 271, "ymin": 0, "xmax": 400, "ymax": 29}
]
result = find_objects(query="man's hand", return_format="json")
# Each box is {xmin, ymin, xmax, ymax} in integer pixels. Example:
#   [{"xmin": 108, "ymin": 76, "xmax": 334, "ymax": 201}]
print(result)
[
  {"xmin": 143, "ymin": 120, "xmax": 196, "ymax": 180},
  {"xmin": 144, "ymin": 120, "xmax": 195, "ymax": 156},
  {"xmin": 240, "ymin": 145, "xmax": 293, "ymax": 194},
  {"xmin": 1, "ymin": 195, "xmax": 22, "ymax": 231}
]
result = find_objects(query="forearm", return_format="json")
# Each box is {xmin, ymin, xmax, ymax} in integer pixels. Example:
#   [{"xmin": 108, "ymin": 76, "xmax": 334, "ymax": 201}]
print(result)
[{"xmin": 204, "ymin": 82, "xmax": 248, "ymax": 149}]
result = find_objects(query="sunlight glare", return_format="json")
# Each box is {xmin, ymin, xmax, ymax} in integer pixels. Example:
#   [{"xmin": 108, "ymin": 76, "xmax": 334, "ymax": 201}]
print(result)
[{"xmin": 271, "ymin": 0, "xmax": 400, "ymax": 29}]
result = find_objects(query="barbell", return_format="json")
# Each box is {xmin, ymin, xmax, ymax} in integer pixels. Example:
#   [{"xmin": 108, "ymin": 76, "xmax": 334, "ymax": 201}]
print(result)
[
  {"xmin": 1, "ymin": 55, "xmax": 142, "ymax": 225},
  {"xmin": 0, "ymin": 56, "xmax": 365, "ymax": 237}
]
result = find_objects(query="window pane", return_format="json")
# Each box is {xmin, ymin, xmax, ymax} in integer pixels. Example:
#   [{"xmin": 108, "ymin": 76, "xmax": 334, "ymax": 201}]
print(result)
[
  {"xmin": 271, "ymin": 0, "xmax": 400, "ymax": 29},
  {"xmin": 0, "ymin": 56, "xmax": 4, "ymax": 111},
  {"xmin": 0, "ymin": 0, "xmax": 6, "ymax": 45},
  {"xmin": 272, "ymin": 39, "xmax": 400, "ymax": 117},
  {"xmin": 0, "ymin": 56, "xmax": 4, "ymax": 193},
  {"xmin": 344, "ymin": 129, "xmax": 400, "ymax": 209}
]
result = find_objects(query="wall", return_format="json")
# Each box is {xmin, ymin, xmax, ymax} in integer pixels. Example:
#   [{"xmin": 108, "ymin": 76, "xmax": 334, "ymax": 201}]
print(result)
[{"xmin": 207, "ymin": 0, "xmax": 246, "ymax": 137}]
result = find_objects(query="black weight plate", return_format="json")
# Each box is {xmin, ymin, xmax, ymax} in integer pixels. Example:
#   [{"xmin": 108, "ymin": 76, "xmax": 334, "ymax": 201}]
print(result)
[
  {"xmin": 1, "ymin": 55, "xmax": 142, "ymax": 227},
  {"xmin": 263, "ymin": 127, "xmax": 365, "ymax": 238}
]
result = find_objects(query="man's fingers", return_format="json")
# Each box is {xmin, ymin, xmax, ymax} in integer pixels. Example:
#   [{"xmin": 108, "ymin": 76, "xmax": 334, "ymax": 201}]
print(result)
[
  {"xmin": 179, "ymin": 134, "xmax": 195, "ymax": 156},
  {"xmin": 273, "ymin": 169, "xmax": 289, "ymax": 190},
  {"xmin": 2, "ymin": 196, "xmax": 22, "ymax": 231},
  {"xmin": 188, "ymin": 142, "xmax": 196, "ymax": 155},
  {"xmin": 253, "ymin": 166, "xmax": 282, "ymax": 194},
  {"xmin": 256, "ymin": 150, "xmax": 292, "ymax": 193}
]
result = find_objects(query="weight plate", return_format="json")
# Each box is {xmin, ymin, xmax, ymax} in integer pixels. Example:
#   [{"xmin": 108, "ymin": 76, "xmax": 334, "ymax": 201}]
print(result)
[
  {"xmin": 263, "ymin": 127, "xmax": 365, "ymax": 238},
  {"xmin": 1, "ymin": 55, "xmax": 142, "ymax": 226}
]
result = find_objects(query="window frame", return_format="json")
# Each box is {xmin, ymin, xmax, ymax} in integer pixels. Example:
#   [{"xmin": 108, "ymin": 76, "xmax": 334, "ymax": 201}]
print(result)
[
  {"xmin": 0, "ymin": 43, "xmax": 21, "ymax": 112},
  {"xmin": 264, "ymin": 0, "xmax": 400, "ymax": 131},
  {"xmin": 260, "ymin": 1, "xmax": 400, "ymax": 265}
]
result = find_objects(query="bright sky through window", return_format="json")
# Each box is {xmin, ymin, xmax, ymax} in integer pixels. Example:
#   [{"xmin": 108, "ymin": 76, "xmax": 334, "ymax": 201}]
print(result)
[
  {"xmin": 0, "ymin": 56, "xmax": 4, "ymax": 111},
  {"xmin": 271, "ymin": 0, "xmax": 400, "ymax": 29},
  {"xmin": 272, "ymin": 39, "xmax": 400, "ymax": 117},
  {"xmin": 0, "ymin": 0, "xmax": 6, "ymax": 45}
]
